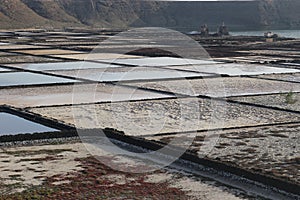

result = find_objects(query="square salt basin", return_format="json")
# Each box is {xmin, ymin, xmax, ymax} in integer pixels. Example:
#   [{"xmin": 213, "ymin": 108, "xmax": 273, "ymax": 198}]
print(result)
[
  {"xmin": 123, "ymin": 77, "xmax": 300, "ymax": 97},
  {"xmin": 11, "ymin": 49, "xmax": 85, "ymax": 55},
  {"xmin": 47, "ymin": 67, "xmax": 211, "ymax": 82},
  {"xmin": 97, "ymin": 57, "xmax": 220, "ymax": 67},
  {"xmin": 50, "ymin": 53, "xmax": 143, "ymax": 61},
  {"xmin": 5, "ymin": 61, "xmax": 121, "ymax": 71},
  {"xmin": 165, "ymin": 63, "xmax": 300, "ymax": 76},
  {"xmin": 255, "ymin": 73, "xmax": 300, "ymax": 83},
  {"xmin": 0, "ymin": 72, "xmax": 78, "ymax": 87},
  {"xmin": 0, "ymin": 112, "xmax": 57, "ymax": 135},
  {"xmin": 28, "ymin": 97, "xmax": 300, "ymax": 136},
  {"xmin": 0, "ymin": 83, "xmax": 174, "ymax": 108}
]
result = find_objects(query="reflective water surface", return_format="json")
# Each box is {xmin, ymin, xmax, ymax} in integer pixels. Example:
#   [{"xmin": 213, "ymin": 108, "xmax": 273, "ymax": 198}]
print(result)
[
  {"xmin": 0, "ymin": 72, "xmax": 77, "ymax": 87},
  {"xmin": 0, "ymin": 113, "xmax": 57, "ymax": 135}
]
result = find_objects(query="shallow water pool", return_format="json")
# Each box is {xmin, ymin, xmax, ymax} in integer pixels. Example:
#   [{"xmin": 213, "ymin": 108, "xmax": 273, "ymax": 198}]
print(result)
[
  {"xmin": 0, "ymin": 113, "xmax": 58, "ymax": 135},
  {"xmin": 0, "ymin": 72, "xmax": 78, "ymax": 87},
  {"xmin": 7, "ymin": 61, "xmax": 120, "ymax": 71}
]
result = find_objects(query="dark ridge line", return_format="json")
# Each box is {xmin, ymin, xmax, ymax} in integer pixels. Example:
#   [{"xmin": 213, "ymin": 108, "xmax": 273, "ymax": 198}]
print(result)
[
  {"xmin": 47, "ymin": 43, "xmax": 102, "ymax": 47},
  {"xmin": 228, "ymin": 91, "xmax": 300, "ymax": 98},
  {"xmin": 89, "ymin": 59, "xmax": 142, "ymax": 67},
  {"xmin": 0, "ymin": 53, "xmax": 25, "ymax": 57},
  {"xmin": 248, "ymin": 74, "xmax": 300, "ymax": 84},
  {"xmin": 112, "ymin": 74, "xmax": 227, "ymax": 85},
  {"xmin": 182, "ymin": 93, "xmax": 300, "ymax": 119},
  {"xmin": 0, "ymin": 81, "xmax": 103, "ymax": 90},
  {"xmin": 0, "ymin": 131, "xmax": 78, "ymax": 144},
  {"xmin": 141, "ymin": 121, "xmax": 300, "ymax": 138},
  {"xmin": 0, "ymin": 82, "xmax": 78, "ymax": 90},
  {"xmin": 224, "ymin": 91, "xmax": 300, "ymax": 98},
  {"xmin": 197, "ymin": 94, "xmax": 300, "ymax": 115},
  {"xmin": 24, "ymin": 96, "xmax": 179, "ymax": 110},
  {"xmin": 38, "ymin": 55, "xmax": 85, "ymax": 62},
  {"xmin": 114, "ymin": 83, "xmax": 189, "ymax": 97},
  {"xmin": 47, "ymin": 55, "xmax": 94, "ymax": 62},
  {"xmin": 112, "ymin": 76, "xmax": 213, "ymax": 84},
  {"xmin": 1, "ymin": 49, "xmax": 84, "ymax": 63},
  {"xmin": 266, "ymin": 63, "xmax": 300, "ymax": 70},
  {"xmin": 225, "ymin": 98, "xmax": 300, "ymax": 115}
]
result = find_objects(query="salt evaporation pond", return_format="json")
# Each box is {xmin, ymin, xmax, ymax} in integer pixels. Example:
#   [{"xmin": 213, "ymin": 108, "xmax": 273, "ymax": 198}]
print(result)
[
  {"xmin": 7, "ymin": 61, "xmax": 121, "ymax": 71},
  {"xmin": 166, "ymin": 63, "xmax": 300, "ymax": 76},
  {"xmin": 0, "ymin": 72, "xmax": 77, "ymax": 87},
  {"xmin": 97, "ymin": 57, "xmax": 220, "ymax": 67},
  {"xmin": 0, "ymin": 113, "xmax": 57, "ymax": 135},
  {"xmin": 52, "ymin": 67, "xmax": 211, "ymax": 82}
]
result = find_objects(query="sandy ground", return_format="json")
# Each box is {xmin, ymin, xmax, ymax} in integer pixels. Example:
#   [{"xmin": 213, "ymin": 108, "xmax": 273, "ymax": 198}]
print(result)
[
  {"xmin": 0, "ymin": 142, "xmax": 89, "ymax": 194},
  {"xmin": 0, "ymin": 56, "xmax": 62, "ymax": 64},
  {"xmin": 0, "ymin": 141, "xmax": 244, "ymax": 199}
]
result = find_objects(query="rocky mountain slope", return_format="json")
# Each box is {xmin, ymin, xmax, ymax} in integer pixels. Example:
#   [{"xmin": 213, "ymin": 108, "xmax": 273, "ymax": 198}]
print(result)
[{"xmin": 0, "ymin": 0, "xmax": 299, "ymax": 30}]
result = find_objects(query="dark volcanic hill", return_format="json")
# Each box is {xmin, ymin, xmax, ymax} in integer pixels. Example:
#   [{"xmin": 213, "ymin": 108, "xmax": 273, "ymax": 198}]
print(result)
[{"xmin": 0, "ymin": 0, "xmax": 299, "ymax": 31}]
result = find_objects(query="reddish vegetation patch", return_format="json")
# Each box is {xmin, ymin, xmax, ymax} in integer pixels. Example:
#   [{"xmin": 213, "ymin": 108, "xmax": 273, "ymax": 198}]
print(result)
[{"xmin": 0, "ymin": 156, "xmax": 188, "ymax": 200}]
